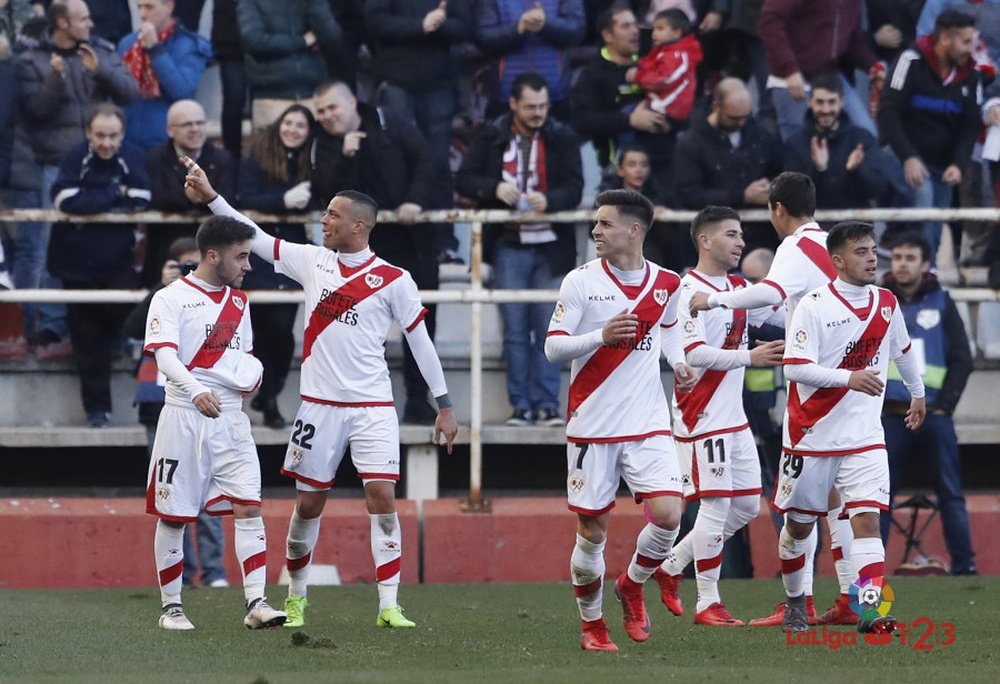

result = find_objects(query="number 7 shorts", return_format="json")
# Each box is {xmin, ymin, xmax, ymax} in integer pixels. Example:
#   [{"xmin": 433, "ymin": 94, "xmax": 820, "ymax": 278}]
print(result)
[
  {"xmin": 281, "ymin": 402, "xmax": 400, "ymax": 491},
  {"xmin": 146, "ymin": 405, "xmax": 262, "ymax": 522},
  {"xmin": 566, "ymin": 434, "xmax": 683, "ymax": 516},
  {"xmin": 771, "ymin": 448, "xmax": 890, "ymax": 523}
]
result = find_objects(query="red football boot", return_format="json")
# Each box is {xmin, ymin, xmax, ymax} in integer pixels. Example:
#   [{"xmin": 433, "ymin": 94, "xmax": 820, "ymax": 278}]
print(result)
[
  {"xmin": 651, "ymin": 567, "xmax": 684, "ymax": 616},
  {"xmin": 814, "ymin": 593, "xmax": 859, "ymax": 625},
  {"xmin": 580, "ymin": 618, "xmax": 619, "ymax": 652},
  {"xmin": 748, "ymin": 596, "xmax": 816, "ymax": 627},
  {"xmin": 694, "ymin": 602, "xmax": 745, "ymax": 626},
  {"xmin": 614, "ymin": 573, "xmax": 651, "ymax": 642}
]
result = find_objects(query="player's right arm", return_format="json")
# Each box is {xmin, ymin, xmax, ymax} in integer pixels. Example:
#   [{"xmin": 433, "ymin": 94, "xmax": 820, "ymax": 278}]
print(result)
[
  {"xmin": 544, "ymin": 271, "xmax": 608, "ymax": 362},
  {"xmin": 694, "ymin": 240, "xmax": 804, "ymax": 315}
]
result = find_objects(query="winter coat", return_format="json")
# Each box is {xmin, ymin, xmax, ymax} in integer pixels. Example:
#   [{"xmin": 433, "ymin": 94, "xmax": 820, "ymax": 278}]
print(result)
[{"xmin": 634, "ymin": 33, "xmax": 703, "ymax": 121}]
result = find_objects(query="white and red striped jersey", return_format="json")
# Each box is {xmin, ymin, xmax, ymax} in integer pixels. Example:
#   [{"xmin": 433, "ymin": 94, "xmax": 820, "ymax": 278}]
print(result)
[
  {"xmin": 144, "ymin": 277, "xmax": 259, "ymax": 410},
  {"xmin": 547, "ymin": 259, "xmax": 682, "ymax": 442},
  {"xmin": 672, "ymin": 270, "xmax": 773, "ymax": 440},
  {"xmin": 273, "ymin": 242, "xmax": 426, "ymax": 405},
  {"xmin": 782, "ymin": 282, "xmax": 911, "ymax": 456},
  {"xmin": 761, "ymin": 222, "xmax": 836, "ymax": 326}
]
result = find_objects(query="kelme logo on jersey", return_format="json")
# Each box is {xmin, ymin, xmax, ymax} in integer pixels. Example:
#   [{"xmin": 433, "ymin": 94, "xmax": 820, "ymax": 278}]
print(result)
[
  {"xmin": 653, "ymin": 289, "xmax": 668, "ymax": 306},
  {"xmin": 365, "ymin": 273, "xmax": 384, "ymax": 289}
]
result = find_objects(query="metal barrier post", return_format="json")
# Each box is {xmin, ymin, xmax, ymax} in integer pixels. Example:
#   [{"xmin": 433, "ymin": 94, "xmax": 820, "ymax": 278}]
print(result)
[{"xmin": 461, "ymin": 221, "xmax": 490, "ymax": 512}]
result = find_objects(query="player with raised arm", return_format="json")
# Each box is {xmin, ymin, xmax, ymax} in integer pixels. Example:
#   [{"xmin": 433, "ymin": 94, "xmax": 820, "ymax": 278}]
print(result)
[
  {"xmin": 651, "ymin": 206, "xmax": 785, "ymax": 626},
  {"xmin": 183, "ymin": 158, "xmax": 459, "ymax": 630},
  {"xmin": 144, "ymin": 215, "xmax": 286, "ymax": 631},
  {"xmin": 544, "ymin": 189, "xmax": 695, "ymax": 652},
  {"xmin": 774, "ymin": 221, "xmax": 925, "ymax": 634},
  {"xmin": 687, "ymin": 172, "xmax": 858, "ymax": 627}
]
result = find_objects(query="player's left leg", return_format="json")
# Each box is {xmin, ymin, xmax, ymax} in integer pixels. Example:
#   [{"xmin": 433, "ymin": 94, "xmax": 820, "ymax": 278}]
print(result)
[
  {"xmin": 364, "ymin": 480, "xmax": 415, "ymax": 628},
  {"xmin": 232, "ymin": 502, "xmax": 287, "ymax": 629},
  {"xmin": 815, "ymin": 488, "xmax": 859, "ymax": 625}
]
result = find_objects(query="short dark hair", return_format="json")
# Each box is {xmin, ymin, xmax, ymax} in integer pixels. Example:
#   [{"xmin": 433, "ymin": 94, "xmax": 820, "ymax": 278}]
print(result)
[
  {"xmin": 336, "ymin": 189, "xmax": 378, "ymax": 228},
  {"xmin": 167, "ymin": 237, "xmax": 198, "ymax": 262},
  {"xmin": 810, "ymin": 72, "xmax": 843, "ymax": 97},
  {"xmin": 690, "ymin": 206, "xmax": 741, "ymax": 248},
  {"xmin": 596, "ymin": 1, "xmax": 631, "ymax": 36},
  {"xmin": 654, "ymin": 8, "xmax": 691, "ymax": 35},
  {"xmin": 616, "ymin": 144, "xmax": 649, "ymax": 166},
  {"xmin": 595, "ymin": 189, "xmax": 654, "ymax": 232},
  {"xmin": 196, "ymin": 216, "xmax": 256, "ymax": 255},
  {"xmin": 889, "ymin": 232, "xmax": 932, "ymax": 263},
  {"xmin": 48, "ymin": 1, "xmax": 69, "ymax": 31},
  {"xmin": 826, "ymin": 221, "xmax": 875, "ymax": 256},
  {"xmin": 314, "ymin": 79, "xmax": 352, "ymax": 99},
  {"xmin": 768, "ymin": 172, "xmax": 816, "ymax": 218},
  {"xmin": 511, "ymin": 72, "xmax": 549, "ymax": 100},
  {"xmin": 88, "ymin": 103, "xmax": 126, "ymax": 129},
  {"xmin": 934, "ymin": 9, "xmax": 975, "ymax": 41}
]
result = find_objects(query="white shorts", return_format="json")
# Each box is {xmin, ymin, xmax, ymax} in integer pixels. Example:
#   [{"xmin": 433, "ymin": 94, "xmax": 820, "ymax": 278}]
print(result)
[
  {"xmin": 281, "ymin": 401, "xmax": 400, "ymax": 491},
  {"xmin": 146, "ymin": 405, "xmax": 261, "ymax": 522},
  {"xmin": 770, "ymin": 448, "xmax": 890, "ymax": 523},
  {"xmin": 677, "ymin": 428, "xmax": 762, "ymax": 501},
  {"xmin": 566, "ymin": 434, "xmax": 683, "ymax": 516}
]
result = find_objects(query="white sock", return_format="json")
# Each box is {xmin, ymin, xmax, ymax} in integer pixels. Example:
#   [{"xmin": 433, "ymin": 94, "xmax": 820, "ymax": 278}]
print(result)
[
  {"xmin": 571, "ymin": 534, "xmax": 606, "ymax": 621},
  {"xmin": 827, "ymin": 506, "xmax": 855, "ymax": 594},
  {"xmin": 660, "ymin": 533, "xmax": 694, "ymax": 576},
  {"xmin": 693, "ymin": 498, "xmax": 729, "ymax": 612},
  {"xmin": 627, "ymin": 523, "xmax": 678, "ymax": 583},
  {"xmin": 801, "ymin": 523, "xmax": 817, "ymax": 598},
  {"xmin": 850, "ymin": 536, "xmax": 886, "ymax": 608},
  {"xmin": 285, "ymin": 509, "xmax": 321, "ymax": 597},
  {"xmin": 779, "ymin": 525, "xmax": 812, "ymax": 599},
  {"xmin": 234, "ymin": 517, "xmax": 267, "ymax": 606},
  {"xmin": 154, "ymin": 521, "xmax": 185, "ymax": 607},
  {"xmin": 370, "ymin": 513, "xmax": 402, "ymax": 611}
]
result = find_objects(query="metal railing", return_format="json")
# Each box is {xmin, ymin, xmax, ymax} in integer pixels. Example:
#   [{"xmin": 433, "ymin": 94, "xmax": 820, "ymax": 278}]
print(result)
[{"xmin": 2, "ymin": 207, "xmax": 1000, "ymax": 507}]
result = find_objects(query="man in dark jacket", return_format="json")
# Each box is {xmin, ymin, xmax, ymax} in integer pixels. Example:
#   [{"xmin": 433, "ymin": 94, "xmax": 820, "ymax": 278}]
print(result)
[
  {"xmin": 456, "ymin": 72, "xmax": 583, "ymax": 427},
  {"xmin": 48, "ymin": 103, "xmax": 151, "ymax": 427},
  {"xmin": 878, "ymin": 9, "xmax": 985, "ymax": 266},
  {"xmin": 880, "ymin": 233, "xmax": 977, "ymax": 575},
  {"xmin": 672, "ymin": 77, "xmax": 783, "ymax": 253},
  {"xmin": 144, "ymin": 99, "xmax": 236, "ymax": 286},
  {"xmin": 310, "ymin": 80, "xmax": 442, "ymax": 424},
  {"xmin": 784, "ymin": 72, "xmax": 889, "ymax": 210}
]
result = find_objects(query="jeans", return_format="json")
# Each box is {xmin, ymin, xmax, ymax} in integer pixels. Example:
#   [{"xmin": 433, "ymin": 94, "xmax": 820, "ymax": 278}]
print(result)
[
  {"xmin": 493, "ymin": 244, "xmax": 562, "ymax": 412},
  {"xmin": 880, "ymin": 413, "xmax": 976, "ymax": 573},
  {"xmin": 182, "ymin": 511, "xmax": 227, "ymax": 586},
  {"xmin": 218, "ymin": 56, "xmax": 247, "ymax": 159},
  {"xmin": 911, "ymin": 167, "xmax": 955, "ymax": 267},
  {"xmin": 770, "ymin": 73, "xmax": 876, "ymax": 142},
  {"xmin": 250, "ymin": 303, "xmax": 298, "ymax": 400}
]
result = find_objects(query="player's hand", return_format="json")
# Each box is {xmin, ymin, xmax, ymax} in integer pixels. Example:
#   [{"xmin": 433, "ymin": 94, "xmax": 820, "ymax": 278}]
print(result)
[
  {"xmin": 397, "ymin": 202, "xmax": 422, "ymax": 224},
  {"xmin": 161, "ymin": 259, "xmax": 182, "ymax": 286},
  {"xmin": 942, "ymin": 164, "xmax": 963, "ymax": 186},
  {"xmin": 193, "ymin": 390, "xmax": 222, "ymax": 418},
  {"xmin": 847, "ymin": 369, "xmax": 884, "ymax": 396},
  {"xmin": 786, "ymin": 71, "xmax": 806, "ymax": 100},
  {"xmin": 181, "ymin": 155, "xmax": 218, "ymax": 204},
  {"xmin": 810, "ymin": 136, "xmax": 829, "ymax": 172},
  {"xmin": 524, "ymin": 191, "xmax": 547, "ymax": 212},
  {"xmin": 905, "ymin": 396, "xmax": 926, "ymax": 430},
  {"xmin": 77, "ymin": 43, "xmax": 98, "ymax": 72},
  {"xmin": 749, "ymin": 339, "xmax": 785, "ymax": 367},
  {"xmin": 673, "ymin": 363, "xmax": 697, "ymax": 393},
  {"xmin": 435, "ymin": 407, "xmax": 459, "ymax": 454},
  {"xmin": 845, "ymin": 143, "xmax": 865, "ymax": 172},
  {"xmin": 342, "ymin": 131, "xmax": 367, "ymax": 158},
  {"xmin": 688, "ymin": 291, "xmax": 711, "ymax": 317},
  {"xmin": 903, "ymin": 157, "xmax": 929, "ymax": 187},
  {"xmin": 602, "ymin": 309, "xmax": 638, "ymax": 344},
  {"xmin": 495, "ymin": 181, "xmax": 520, "ymax": 206}
]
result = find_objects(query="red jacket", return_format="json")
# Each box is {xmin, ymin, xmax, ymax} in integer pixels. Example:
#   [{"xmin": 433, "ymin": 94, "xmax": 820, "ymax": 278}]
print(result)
[
  {"xmin": 634, "ymin": 34, "xmax": 703, "ymax": 121},
  {"xmin": 757, "ymin": 0, "xmax": 876, "ymax": 79}
]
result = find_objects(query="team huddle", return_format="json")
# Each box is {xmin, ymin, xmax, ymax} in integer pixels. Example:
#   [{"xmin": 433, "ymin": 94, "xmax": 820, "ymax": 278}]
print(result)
[{"xmin": 141, "ymin": 165, "xmax": 924, "ymax": 649}]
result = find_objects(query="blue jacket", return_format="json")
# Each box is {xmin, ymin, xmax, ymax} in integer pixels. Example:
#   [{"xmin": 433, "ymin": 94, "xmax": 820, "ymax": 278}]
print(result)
[
  {"xmin": 117, "ymin": 24, "xmax": 212, "ymax": 152},
  {"xmin": 48, "ymin": 139, "xmax": 151, "ymax": 283}
]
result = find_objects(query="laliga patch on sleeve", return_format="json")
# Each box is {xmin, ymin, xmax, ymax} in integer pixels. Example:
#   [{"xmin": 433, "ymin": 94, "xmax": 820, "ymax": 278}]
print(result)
[
  {"xmin": 791, "ymin": 328, "xmax": 808, "ymax": 352},
  {"xmin": 551, "ymin": 301, "xmax": 566, "ymax": 325},
  {"xmin": 149, "ymin": 316, "xmax": 161, "ymax": 336},
  {"xmin": 682, "ymin": 319, "xmax": 698, "ymax": 338}
]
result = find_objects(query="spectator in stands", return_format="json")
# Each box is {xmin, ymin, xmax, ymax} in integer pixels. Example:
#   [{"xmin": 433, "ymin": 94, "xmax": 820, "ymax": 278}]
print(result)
[
  {"xmin": 123, "ymin": 235, "xmax": 229, "ymax": 589},
  {"xmin": 868, "ymin": 0, "xmax": 924, "ymax": 65},
  {"xmin": 237, "ymin": 0, "xmax": 342, "ymax": 129},
  {"xmin": 48, "ymin": 103, "xmax": 151, "ymax": 428},
  {"xmin": 783, "ymin": 72, "xmax": 890, "ymax": 210},
  {"xmin": 310, "ymin": 80, "xmax": 442, "ymax": 424},
  {"xmin": 117, "ymin": 0, "xmax": 212, "ymax": 153},
  {"xmin": 628, "ymin": 8, "xmax": 702, "ymax": 129},
  {"xmin": 878, "ymin": 9, "xmax": 985, "ymax": 266},
  {"xmin": 16, "ymin": 0, "xmax": 137, "ymax": 357},
  {"xmin": 918, "ymin": 1, "xmax": 1000, "ymax": 64},
  {"xmin": 456, "ymin": 72, "xmax": 583, "ymax": 427},
  {"xmin": 571, "ymin": 3, "xmax": 676, "ymax": 189},
  {"xmin": 210, "ymin": 0, "xmax": 245, "ymax": 159},
  {"xmin": 880, "ymin": 233, "xmax": 977, "ymax": 576},
  {"xmin": 144, "ymin": 99, "xmax": 236, "ymax": 286},
  {"xmin": 757, "ymin": 0, "xmax": 880, "ymax": 141},
  {"xmin": 672, "ymin": 77, "xmax": 782, "ymax": 252},
  {"xmin": 238, "ymin": 104, "xmax": 316, "ymax": 429},
  {"xmin": 476, "ymin": 0, "xmax": 586, "ymax": 122}
]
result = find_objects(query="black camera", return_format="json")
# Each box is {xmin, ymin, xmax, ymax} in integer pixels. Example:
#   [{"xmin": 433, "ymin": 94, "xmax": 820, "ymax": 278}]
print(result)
[{"xmin": 178, "ymin": 260, "xmax": 199, "ymax": 276}]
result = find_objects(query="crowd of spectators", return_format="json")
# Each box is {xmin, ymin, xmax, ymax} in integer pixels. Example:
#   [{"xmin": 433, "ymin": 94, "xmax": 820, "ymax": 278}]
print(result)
[{"xmin": 1, "ymin": 0, "xmax": 998, "ymax": 429}]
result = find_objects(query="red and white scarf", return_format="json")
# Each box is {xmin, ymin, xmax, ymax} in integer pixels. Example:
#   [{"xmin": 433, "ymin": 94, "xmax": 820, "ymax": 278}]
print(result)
[
  {"xmin": 501, "ymin": 132, "xmax": 556, "ymax": 244},
  {"xmin": 123, "ymin": 20, "xmax": 176, "ymax": 99}
]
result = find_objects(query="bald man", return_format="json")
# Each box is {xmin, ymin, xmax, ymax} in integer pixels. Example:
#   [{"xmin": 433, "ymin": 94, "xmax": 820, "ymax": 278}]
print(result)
[
  {"xmin": 143, "ymin": 99, "xmax": 237, "ymax": 285},
  {"xmin": 741, "ymin": 248, "xmax": 775, "ymax": 285},
  {"xmin": 672, "ymin": 78, "xmax": 783, "ymax": 254}
]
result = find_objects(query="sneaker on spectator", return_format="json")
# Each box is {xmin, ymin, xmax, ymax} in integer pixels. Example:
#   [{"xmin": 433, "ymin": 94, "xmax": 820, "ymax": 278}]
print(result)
[
  {"xmin": 505, "ymin": 409, "xmax": 533, "ymax": 427},
  {"xmin": 207, "ymin": 578, "xmax": 229, "ymax": 588},
  {"xmin": 534, "ymin": 408, "xmax": 565, "ymax": 427},
  {"xmin": 87, "ymin": 411, "xmax": 110, "ymax": 428},
  {"xmin": 31, "ymin": 330, "xmax": 73, "ymax": 361}
]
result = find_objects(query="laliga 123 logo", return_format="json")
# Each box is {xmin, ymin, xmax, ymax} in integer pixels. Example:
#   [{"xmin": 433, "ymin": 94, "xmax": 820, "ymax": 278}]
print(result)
[{"xmin": 849, "ymin": 575, "xmax": 894, "ymax": 621}]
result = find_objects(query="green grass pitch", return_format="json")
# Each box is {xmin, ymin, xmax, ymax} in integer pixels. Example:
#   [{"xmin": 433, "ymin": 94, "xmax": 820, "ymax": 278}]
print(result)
[{"xmin": 0, "ymin": 577, "xmax": 995, "ymax": 683}]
